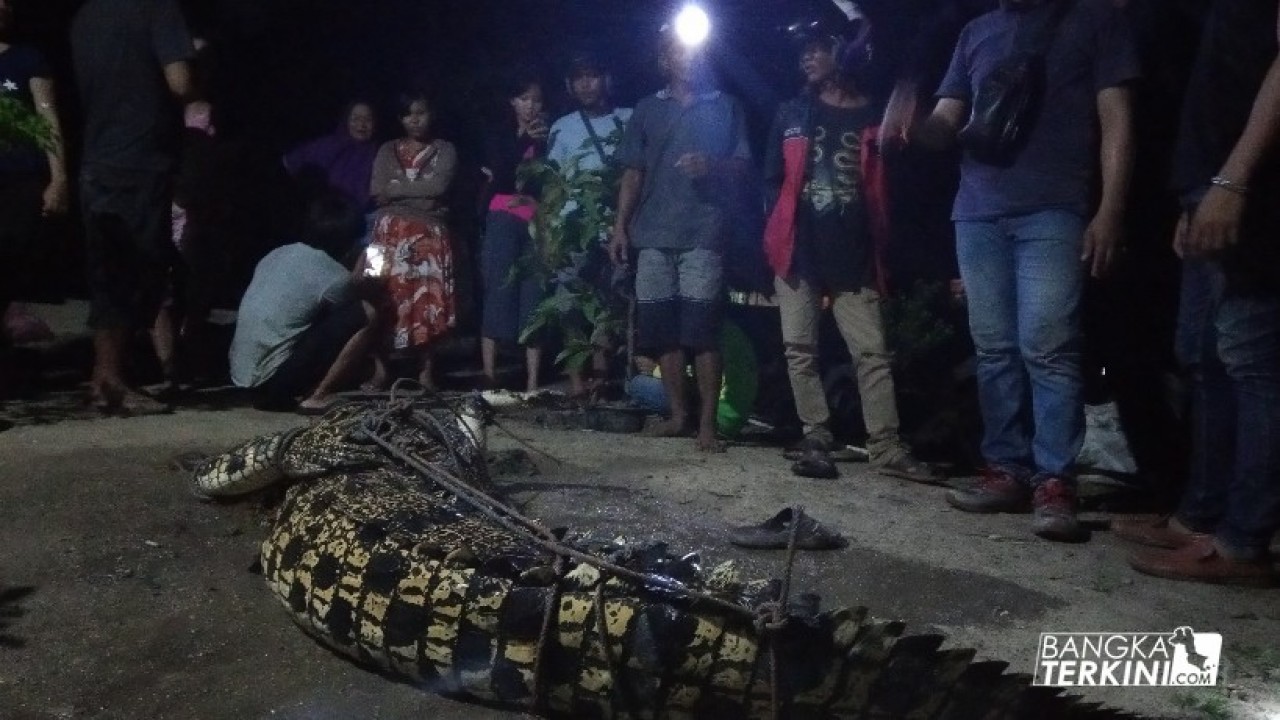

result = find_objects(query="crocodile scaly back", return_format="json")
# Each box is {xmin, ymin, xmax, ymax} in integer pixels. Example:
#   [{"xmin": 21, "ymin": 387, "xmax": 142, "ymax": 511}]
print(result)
[{"xmin": 201, "ymin": 401, "xmax": 1152, "ymax": 720}]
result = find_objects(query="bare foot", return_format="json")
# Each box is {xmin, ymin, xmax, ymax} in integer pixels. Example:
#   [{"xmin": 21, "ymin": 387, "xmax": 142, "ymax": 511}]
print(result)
[
  {"xmin": 416, "ymin": 371, "xmax": 437, "ymax": 393},
  {"xmin": 297, "ymin": 394, "xmax": 337, "ymax": 414},
  {"xmin": 696, "ymin": 428, "xmax": 727, "ymax": 453},
  {"xmin": 89, "ymin": 380, "xmax": 126, "ymax": 413},
  {"xmin": 91, "ymin": 383, "xmax": 172, "ymax": 416},
  {"xmin": 643, "ymin": 417, "xmax": 693, "ymax": 438}
]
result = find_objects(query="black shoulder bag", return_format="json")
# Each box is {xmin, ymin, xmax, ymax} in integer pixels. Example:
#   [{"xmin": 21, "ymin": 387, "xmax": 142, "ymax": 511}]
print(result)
[
  {"xmin": 957, "ymin": 0, "xmax": 1074, "ymax": 167},
  {"xmin": 579, "ymin": 110, "xmax": 619, "ymax": 168}
]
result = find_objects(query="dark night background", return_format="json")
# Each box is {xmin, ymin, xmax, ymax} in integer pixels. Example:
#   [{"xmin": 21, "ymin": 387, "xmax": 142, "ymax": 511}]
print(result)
[{"xmin": 5, "ymin": 0, "xmax": 1214, "ymax": 488}]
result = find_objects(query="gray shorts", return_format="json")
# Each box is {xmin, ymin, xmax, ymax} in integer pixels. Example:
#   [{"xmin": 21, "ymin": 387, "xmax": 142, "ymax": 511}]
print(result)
[{"xmin": 634, "ymin": 247, "xmax": 723, "ymax": 352}]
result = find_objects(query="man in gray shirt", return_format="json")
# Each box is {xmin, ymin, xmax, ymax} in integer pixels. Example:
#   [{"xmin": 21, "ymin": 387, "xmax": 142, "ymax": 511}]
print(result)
[
  {"xmin": 230, "ymin": 194, "xmax": 382, "ymax": 413},
  {"xmin": 609, "ymin": 28, "xmax": 751, "ymax": 452}
]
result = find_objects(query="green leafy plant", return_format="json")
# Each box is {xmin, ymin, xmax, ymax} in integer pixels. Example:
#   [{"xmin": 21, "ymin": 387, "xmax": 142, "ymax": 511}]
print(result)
[
  {"xmin": 0, "ymin": 95, "xmax": 53, "ymax": 152},
  {"xmin": 883, "ymin": 280, "xmax": 955, "ymax": 366},
  {"xmin": 514, "ymin": 131, "xmax": 628, "ymax": 371}
]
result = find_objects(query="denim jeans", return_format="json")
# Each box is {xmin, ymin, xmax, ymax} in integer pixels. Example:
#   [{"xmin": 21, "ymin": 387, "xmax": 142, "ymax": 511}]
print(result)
[
  {"xmin": 955, "ymin": 209, "xmax": 1086, "ymax": 482},
  {"xmin": 626, "ymin": 374, "xmax": 670, "ymax": 415},
  {"xmin": 1175, "ymin": 259, "xmax": 1280, "ymax": 557}
]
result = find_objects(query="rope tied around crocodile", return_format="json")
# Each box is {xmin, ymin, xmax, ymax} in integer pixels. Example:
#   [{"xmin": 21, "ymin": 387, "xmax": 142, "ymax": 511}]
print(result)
[{"xmin": 358, "ymin": 397, "xmax": 808, "ymax": 719}]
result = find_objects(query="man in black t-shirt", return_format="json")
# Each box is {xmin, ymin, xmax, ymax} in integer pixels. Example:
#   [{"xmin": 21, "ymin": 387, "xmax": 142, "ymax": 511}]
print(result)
[
  {"xmin": 0, "ymin": 0, "xmax": 69, "ymax": 397},
  {"xmin": 70, "ymin": 0, "xmax": 195, "ymax": 413},
  {"xmin": 762, "ymin": 16, "xmax": 937, "ymax": 484},
  {"xmin": 1118, "ymin": 0, "xmax": 1280, "ymax": 587}
]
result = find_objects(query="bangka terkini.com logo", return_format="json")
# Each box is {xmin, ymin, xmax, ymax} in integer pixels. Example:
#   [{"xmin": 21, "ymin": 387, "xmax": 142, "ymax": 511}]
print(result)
[{"xmin": 1033, "ymin": 627, "xmax": 1221, "ymax": 687}]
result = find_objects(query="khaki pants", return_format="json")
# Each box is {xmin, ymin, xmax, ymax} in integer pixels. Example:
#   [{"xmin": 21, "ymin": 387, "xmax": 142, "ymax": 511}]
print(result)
[{"xmin": 775, "ymin": 275, "xmax": 903, "ymax": 463}]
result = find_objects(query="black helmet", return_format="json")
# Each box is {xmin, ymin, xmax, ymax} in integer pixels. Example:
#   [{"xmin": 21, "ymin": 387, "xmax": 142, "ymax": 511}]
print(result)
[{"xmin": 785, "ymin": 1, "xmax": 873, "ymax": 75}]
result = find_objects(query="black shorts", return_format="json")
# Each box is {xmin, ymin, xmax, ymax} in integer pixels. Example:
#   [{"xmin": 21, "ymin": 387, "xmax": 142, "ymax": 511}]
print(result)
[
  {"xmin": 81, "ymin": 169, "xmax": 176, "ymax": 330},
  {"xmin": 256, "ymin": 298, "xmax": 368, "ymax": 408}
]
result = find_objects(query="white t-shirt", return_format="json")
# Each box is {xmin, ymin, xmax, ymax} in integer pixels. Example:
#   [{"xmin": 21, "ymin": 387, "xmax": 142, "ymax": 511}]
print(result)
[
  {"xmin": 547, "ymin": 107, "xmax": 633, "ymax": 175},
  {"xmin": 229, "ymin": 243, "xmax": 352, "ymax": 388}
]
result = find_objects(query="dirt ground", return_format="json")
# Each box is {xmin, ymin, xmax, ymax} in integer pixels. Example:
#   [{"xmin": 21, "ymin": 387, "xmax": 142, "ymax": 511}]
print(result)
[{"xmin": 1, "ymin": 401, "xmax": 1278, "ymax": 720}]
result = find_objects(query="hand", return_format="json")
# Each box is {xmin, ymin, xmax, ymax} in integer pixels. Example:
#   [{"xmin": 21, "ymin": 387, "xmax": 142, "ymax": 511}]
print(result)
[
  {"xmin": 674, "ymin": 152, "xmax": 710, "ymax": 179},
  {"xmin": 523, "ymin": 117, "xmax": 549, "ymax": 141},
  {"xmin": 879, "ymin": 81, "xmax": 919, "ymax": 153},
  {"xmin": 41, "ymin": 178, "xmax": 69, "ymax": 216},
  {"xmin": 1081, "ymin": 211, "xmax": 1123, "ymax": 279},
  {"xmin": 1186, "ymin": 186, "xmax": 1245, "ymax": 258},
  {"xmin": 1172, "ymin": 211, "xmax": 1190, "ymax": 259},
  {"xmin": 608, "ymin": 226, "xmax": 630, "ymax": 267}
]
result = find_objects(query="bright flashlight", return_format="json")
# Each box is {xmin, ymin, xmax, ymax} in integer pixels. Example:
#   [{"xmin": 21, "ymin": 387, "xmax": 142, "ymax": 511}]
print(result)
[{"xmin": 674, "ymin": 4, "xmax": 711, "ymax": 47}]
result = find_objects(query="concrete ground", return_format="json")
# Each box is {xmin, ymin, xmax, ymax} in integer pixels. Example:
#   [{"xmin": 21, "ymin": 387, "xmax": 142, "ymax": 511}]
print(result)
[{"xmin": 1, "ymin": 302, "xmax": 1277, "ymax": 719}]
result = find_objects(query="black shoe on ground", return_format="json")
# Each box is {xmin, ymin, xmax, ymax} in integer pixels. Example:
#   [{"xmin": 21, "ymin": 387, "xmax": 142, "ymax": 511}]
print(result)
[
  {"xmin": 790, "ymin": 435, "xmax": 839, "ymax": 479},
  {"xmin": 945, "ymin": 467, "xmax": 1032, "ymax": 513}
]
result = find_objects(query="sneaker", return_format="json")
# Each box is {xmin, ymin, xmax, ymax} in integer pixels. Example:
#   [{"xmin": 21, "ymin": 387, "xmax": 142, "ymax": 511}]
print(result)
[
  {"xmin": 945, "ymin": 467, "xmax": 1031, "ymax": 513},
  {"xmin": 877, "ymin": 453, "xmax": 944, "ymax": 485},
  {"xmin": 1031, "ymin": 477, "xmax": 1085, "ymax": 542}
]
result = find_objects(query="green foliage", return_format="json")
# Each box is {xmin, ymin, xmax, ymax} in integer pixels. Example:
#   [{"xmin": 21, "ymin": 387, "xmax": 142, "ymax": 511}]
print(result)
[
  {"xmin": 883, "ymin": 280, "xmax": 956, "ymax": 372},
  {"xmin": 1171, "ymin": 689, "xmax": 1232, "ymax": 720},
  {"xmin": 514, "ymin": 131, "xmax": 627, "ymax": 371},
  {"xmin": 0, "ymin": 95, "xmax": 53, "ymax": 153}
]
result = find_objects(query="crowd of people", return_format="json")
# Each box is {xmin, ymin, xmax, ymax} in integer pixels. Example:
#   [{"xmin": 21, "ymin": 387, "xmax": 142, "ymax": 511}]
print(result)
[{"xmin": 0, "ymin": 0, "xmax": 1277, "ymax": 587}]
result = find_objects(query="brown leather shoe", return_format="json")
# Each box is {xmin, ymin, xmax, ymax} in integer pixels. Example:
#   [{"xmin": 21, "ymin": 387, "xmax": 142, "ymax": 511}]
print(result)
[
  {"xmin": 1128, "ymin": 536, "xmax": 1279, "ymax": 587},
  {"xmin": 1111, "ymin": 514, "xmax": 1208, "ymax": 549}
]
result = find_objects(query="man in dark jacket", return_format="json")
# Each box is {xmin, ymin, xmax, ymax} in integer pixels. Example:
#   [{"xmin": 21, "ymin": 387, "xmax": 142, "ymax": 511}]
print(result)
[{"xmin": 763, "ymin": 14, "xmax": 937, "ymax": 483}]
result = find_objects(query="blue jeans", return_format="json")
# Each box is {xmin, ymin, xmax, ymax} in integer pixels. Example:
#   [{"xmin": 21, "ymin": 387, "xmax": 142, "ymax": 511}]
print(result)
[
  {"xmin": 626, "ymin": 374, "xmax": 670, "ymax": 415},
  {"xmin": 1175, "ymin": 259, "xmax": 1280, "ymax": 557},
  {"xmin": 955, "ymin": 209, "xmax": 1086, "ymax": 482}
]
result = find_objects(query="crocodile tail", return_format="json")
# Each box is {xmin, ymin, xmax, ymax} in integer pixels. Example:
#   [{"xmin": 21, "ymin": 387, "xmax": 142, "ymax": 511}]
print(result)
[{"xmin": 191, "ymin": 429, "xmax": 293, "ymax": 498}]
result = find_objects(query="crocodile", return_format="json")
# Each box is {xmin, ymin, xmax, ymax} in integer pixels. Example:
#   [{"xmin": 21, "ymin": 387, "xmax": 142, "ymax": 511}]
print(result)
[{"xmin": 194, "ymin": 397, "xmax": 1151, "ymax": 719}]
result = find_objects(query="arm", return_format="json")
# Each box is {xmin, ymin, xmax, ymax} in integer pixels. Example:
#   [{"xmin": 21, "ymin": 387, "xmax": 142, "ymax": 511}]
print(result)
[
  {"xmin": 912, "ymin": 97, "xmax": 967, "ymax": 150},
  {"xmin": 609, "ymin": 167, "xmax": 643, "ymax": 265},
  {"xmin": 369, "ymin": 143, "xmax": 397, "ymax": 205},
  {"xmin": 28, "ymin": 77, "xmax": 68, "ymax": 215},
  {"xmin": 1082, "ymin": 86, "xmax": 1134, "ymax": 277},
  {"xmin": 382, "ymin": 142, "xmax": 458, "ymax": 200},
  {"xmin": 1187, "ymin": 51, "xmax": 1280, "ymax": 256}
]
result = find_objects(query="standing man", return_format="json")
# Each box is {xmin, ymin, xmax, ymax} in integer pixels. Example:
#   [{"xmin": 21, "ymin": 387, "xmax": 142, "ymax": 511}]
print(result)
[
  {"xmin": 548, "ymin": 52, "xmax": 632, "ymax": 177},
  {"xmin": 548, "ymin": 51, "xmax": 632, "ymax": 397},
  {"xmin": 913, "ymin": 0, "xmax": 1138, "ymax": 540},
  {"xmin": 1117, "ymin": 1, "xmax": 1280, "ymax": 586},
  {"xmin": 0, "ymin": 0, "xmax": 69, "ymax": 397},
  {"xmin": 71, "ymin": 0, "xmax": 195, "ymax": 413},
  {"xmin": 609, "ymin": 21, "xmax": 751, "ymax": 452},
  {"xmin": 763, "ymin": 15, "xmax": 937, "ymax": 483}
]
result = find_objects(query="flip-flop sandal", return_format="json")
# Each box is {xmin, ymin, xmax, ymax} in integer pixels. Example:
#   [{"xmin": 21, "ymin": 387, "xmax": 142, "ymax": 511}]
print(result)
[
  {"xmin": 117, "ymin": 392, "xmax": 173, "ymax": 416},
  {"xmin": 728, "ymin": 508, "xmax": 848, "ymax": 550}
]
